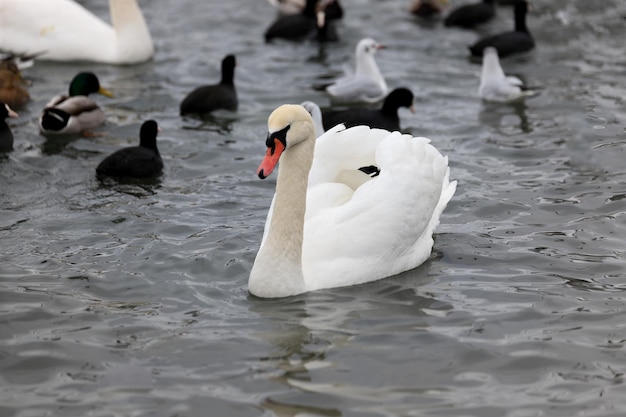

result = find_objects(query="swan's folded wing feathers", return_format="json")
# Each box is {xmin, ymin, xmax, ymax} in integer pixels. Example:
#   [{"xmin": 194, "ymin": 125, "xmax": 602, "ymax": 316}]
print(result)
[
  {"xmin": 309, "ymin": 125, "xmax": 384, "ymax": 186},
  {"xmin": 303, "ymin": 131, "xmax": 451, "ymax": 289}
]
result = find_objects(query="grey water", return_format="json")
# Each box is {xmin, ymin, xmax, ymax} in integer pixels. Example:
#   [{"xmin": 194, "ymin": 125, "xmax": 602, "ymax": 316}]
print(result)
[{"xmin": 1, "ymin": 0, "xmax": 626, "ymax": 416}]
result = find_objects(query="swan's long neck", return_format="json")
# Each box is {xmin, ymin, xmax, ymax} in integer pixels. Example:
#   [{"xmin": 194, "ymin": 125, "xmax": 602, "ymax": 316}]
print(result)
[
  {"xmin": 249, "ymin": 134, "xmax": 315, "ymax": 298},
  {"xmin": 109, "ymin": 0, "xmax": 154, "ymax": 62}
]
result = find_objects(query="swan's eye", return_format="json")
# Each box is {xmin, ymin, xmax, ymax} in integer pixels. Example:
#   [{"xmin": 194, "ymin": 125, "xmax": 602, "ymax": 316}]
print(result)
[
  {"xmin": 266, "ymin": 125, "xmax": 290, "ymax": 154},
  {"xmin": 365, "ymin": 46, "xmax": 370, "ymax": 53}
]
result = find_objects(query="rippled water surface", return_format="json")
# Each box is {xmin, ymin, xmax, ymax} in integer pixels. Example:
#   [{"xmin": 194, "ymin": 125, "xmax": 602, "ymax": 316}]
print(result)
[{"xmin": 1, "ymin": 0, "xmax": 626, "ymax": 416}]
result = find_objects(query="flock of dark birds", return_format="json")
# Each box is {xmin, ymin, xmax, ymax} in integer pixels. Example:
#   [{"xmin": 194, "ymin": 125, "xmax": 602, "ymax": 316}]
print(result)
[{"xmin": 0, "ymin": 0, "xmax": 535, "ymax": 181}]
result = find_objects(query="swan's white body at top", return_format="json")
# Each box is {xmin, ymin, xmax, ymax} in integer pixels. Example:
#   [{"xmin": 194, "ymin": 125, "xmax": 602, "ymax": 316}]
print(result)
[
  {"xmin": 0, "ymin": 0, "xmax": 153, "ymax": 64},
  {"xmin": 249, "ymin": 104, "xmax": 456, "ymax": 298},
  {"xmin": 325, "ymin": 38, "xmax": 388, "ymax": 103},
  {"xmin": 478, "ymin": 47, "xmax": 534, "ymax": 103}
]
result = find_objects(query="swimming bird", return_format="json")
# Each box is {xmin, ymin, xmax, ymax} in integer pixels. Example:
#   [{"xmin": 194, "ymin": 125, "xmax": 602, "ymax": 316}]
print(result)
[
  {"xmin": 410, "ymin": 0, "xmax": 449, "ymax": 18},
  {"xmin": 322, "ymin": 88, "xmax": 415, "ymax": 131},
  {"xmin": 444, "ymin": 0, "xmax": 496, "ymax": 28},
  {"xmin": 249, "ymin": 104, "xmax": 456, "ymax": 298},
  {"xmin": 479, "ymin": 47, "xmax": 535, "ymax": 102},
  {"xmin": 180, "ymin": 55, "xmax": 238, "ymax": 116},
  {"xmin": 268, "ymin": 0, "xmax": 306, "ymax": 15},
  {"xmin": 39, "ymin": 72, "xmax": 113, "ymax": 135},
  {"xmin": 1, "ymin": 103, "xmax": 18, "ymax": 152},
  {"xmin": 267, "ymin": 0, "xmax": 344, "ymax": 18},
  {"xmin": 96, "ymin": 120, "xmax": 163, "ymax": 178},
  {"xmin": 0, "ymin": 0, "xmax": 153, "ymax": 64},
  {"xmin": 300, "ymin": 101, "xmax": 324, "ymax": 137},
  {"xmin": 324, "ymin": 38, "xmax": 388, "ymax": 103},
  {"xmin": 469, "ymin": 0, "xmax": 534, "ymax": 57},
  {"xmin": 0, "ymin": 57, "xmax": 30, "ymax": 109},
  {"xmin": 264, "ymin": 0, "xmax": 342, "ymax": 42}
]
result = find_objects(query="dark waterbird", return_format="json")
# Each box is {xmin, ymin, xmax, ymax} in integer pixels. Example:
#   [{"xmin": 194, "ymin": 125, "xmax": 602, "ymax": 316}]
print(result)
[
  {"xmin": 1, "ymin": 102, "xmax": 18, "ymax": 152},
  {"xmin": 468, "ymin": 0, "xmax": 534, "ymax": 57},
  {"xmin": 264, "ymin": 0, "xmax": 342, "ymax": 42},
  {"xmin": 322, "ymin": 87, "xmax": 415, "ymax": 131},
  {"xmin": 96, "ymin": 120, "xmax": 163, "ymax": 179},
  {"xmin": 445, "ymin": 0, "xmax": 496, "ymax": 28},
  {"xmin": 180, "ymin": 55, "xmax": 238, "ymax": 116}
]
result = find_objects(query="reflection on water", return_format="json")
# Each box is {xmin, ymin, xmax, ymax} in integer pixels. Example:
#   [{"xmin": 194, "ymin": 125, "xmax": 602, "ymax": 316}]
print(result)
[
  {"xmin": 1, "ymin": 0, "xmax": 626, "ymax": 416},
  {"xmin": 479, "ymin": 100, "xmax": 531, "ymax": 135},
  {"xmin": 248, "ymin": 269, "xmax": 446, "ymax": 416}
]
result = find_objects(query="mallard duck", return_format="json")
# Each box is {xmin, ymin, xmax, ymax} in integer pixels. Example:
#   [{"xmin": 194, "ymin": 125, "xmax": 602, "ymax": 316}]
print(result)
[
  {"xmin": 180, "ymin": 55, "xmax": 238, "ymax": 116},
  {"xmin": 249, "ymin": 104, "xmax": 456, "ymax": 297},
  {"xmin": 0, "ymin": 56, "xmax": 30, "ymax": 109},
  {"xmin": 96, "ymin": 120, "xmax": 163, "ymax": 178},
  {"xmin": 1, "ymin": 103, "xmax": 18, "ymax": 152},
  {"xmin": 0, "ymin": 0, "xmax": 153, "ymax": 64},
  {"xmin": 39, "ymin": 72, "xmax": 113, "ymax": 135},
  {"xmin": 322, "ymin": 88, "xmax": 415, "ymax": 132}
]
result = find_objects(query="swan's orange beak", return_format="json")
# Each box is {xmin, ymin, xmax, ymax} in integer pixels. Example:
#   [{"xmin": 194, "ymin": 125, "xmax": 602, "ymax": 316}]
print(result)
[{"xmin": 257, "ymin": 137, "xmax": 286, "ymax": 179}]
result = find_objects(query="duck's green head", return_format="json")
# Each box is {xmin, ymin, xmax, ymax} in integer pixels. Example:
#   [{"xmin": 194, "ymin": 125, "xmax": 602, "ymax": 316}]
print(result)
[{"xmin": 68, "ymin": 72, "xmax": 114, "ymax": 98}]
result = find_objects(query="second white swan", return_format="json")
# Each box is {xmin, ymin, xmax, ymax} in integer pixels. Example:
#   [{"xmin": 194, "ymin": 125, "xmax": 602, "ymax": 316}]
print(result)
[{"xmin": 0, "ymin": 0, "xmax": 154, "ymax": 64}]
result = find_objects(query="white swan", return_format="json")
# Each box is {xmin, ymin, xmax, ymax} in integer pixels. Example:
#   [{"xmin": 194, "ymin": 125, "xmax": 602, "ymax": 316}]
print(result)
[
  {"xmin": 0, "ymin": 0, "xmax": 153, "ymax": 64},
  {"xmin": 249, "ymin": 104, "xmax": 456, "ymax": 298},
  {"xmin": 325, "ymin": 38, "xmax": 388, "ymax": 103},
  {"xmin": 478, "ymin": 47, "xmax": 535, "ymax": 103}
]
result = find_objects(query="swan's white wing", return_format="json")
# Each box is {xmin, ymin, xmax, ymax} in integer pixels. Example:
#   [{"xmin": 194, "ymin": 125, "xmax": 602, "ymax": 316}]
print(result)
[
  {"xmin": 308, "ymin": 124, "xmax": 383, "ymax": 188},
  {"xmin": 303, "ymin": 126, "xmax": 455, "ymax": 290}
]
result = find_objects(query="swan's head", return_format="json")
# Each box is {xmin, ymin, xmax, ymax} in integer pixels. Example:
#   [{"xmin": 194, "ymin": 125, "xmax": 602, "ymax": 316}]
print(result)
[
  {"xmin": 257, "ymin": 104, "xmax": 314, "ymax": 179},
  {"xmin": 356, "ymin": 38, "xmax": 384, "ymax": 57}
]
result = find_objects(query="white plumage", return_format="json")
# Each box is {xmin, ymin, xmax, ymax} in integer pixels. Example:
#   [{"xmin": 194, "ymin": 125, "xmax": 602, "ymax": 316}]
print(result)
[
  {"xmin": 325, "ymin": 38, "xmax": 388, "ymax": 103},
  {"xmin": 0, "ymin": 0, "xmax": 153, "ymax": 64},
  {"xmin": 300, "ymin": 101, "xmax": 325, "ymax": 137},
  {"xmin": 478, "ymin": 47, "xmax": 535, "ymax": 103},
  {"xmin": 249, "ymin": 104, "xmax": 456, "ymax": 298}
]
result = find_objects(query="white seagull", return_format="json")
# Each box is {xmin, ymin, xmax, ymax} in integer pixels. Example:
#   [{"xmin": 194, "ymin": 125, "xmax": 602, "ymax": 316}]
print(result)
[
  {"xmin": 325, "ymin": 38, "xmax": 388, "ymax": 103},
  {"xmin": 478, "ymin": 47, "xmax": 535, "ymax": 103}
]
